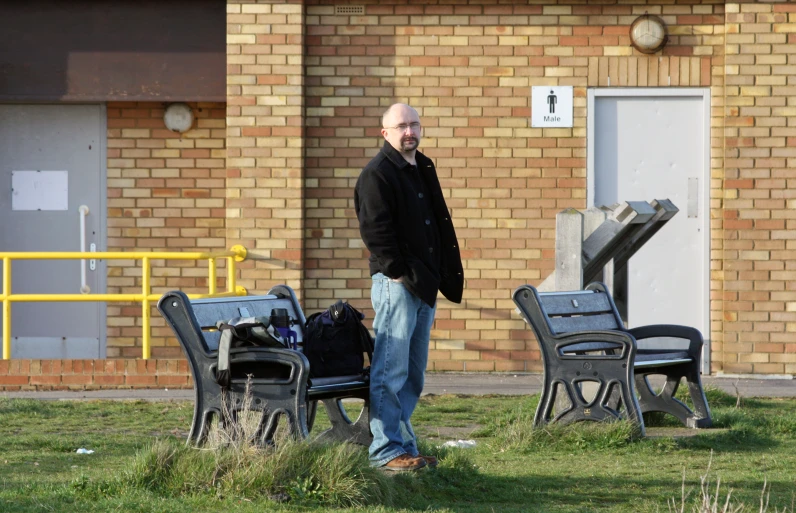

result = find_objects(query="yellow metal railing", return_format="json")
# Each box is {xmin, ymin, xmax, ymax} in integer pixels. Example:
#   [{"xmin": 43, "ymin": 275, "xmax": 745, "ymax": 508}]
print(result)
[{"xmin": 0, "ymin": 245, "xmax": 248, "ymax": 360}]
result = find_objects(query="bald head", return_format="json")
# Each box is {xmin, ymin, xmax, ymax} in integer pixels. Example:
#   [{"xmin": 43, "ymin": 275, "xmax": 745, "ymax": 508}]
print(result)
[
  {"xmin": 381, "ymin": 103, "xmax": 422, "ymax": 160},
  {"xmin": 382, "ymin": 103, "xmax": 418, "ymax": 128}
]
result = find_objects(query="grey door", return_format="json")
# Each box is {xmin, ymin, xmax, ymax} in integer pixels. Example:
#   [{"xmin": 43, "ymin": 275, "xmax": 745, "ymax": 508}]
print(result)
[
  {"xmin": 0, "ymin": 104, "xmax": 106, "ymax": 358},
  {"xmin": 589, "ymin": 89, "xmax": 710, "ymax": 371}
]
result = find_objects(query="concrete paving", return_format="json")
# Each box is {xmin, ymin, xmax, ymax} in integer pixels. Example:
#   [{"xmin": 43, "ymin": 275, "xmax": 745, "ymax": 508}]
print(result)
[{"xmin": 1, "ymin": 373, "xmax": 793, "ymax": 401}]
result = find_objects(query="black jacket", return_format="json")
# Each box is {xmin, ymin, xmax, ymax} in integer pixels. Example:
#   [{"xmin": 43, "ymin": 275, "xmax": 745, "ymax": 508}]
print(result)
[{"xmin": 355, "ymin": 141, "xmax": 464, "ymax": 307}]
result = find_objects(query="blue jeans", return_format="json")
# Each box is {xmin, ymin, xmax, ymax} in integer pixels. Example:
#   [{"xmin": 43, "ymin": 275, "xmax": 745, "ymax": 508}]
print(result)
[{"xmin": 368, "ymin": 272, "xmax": 437, "ymax": 467}]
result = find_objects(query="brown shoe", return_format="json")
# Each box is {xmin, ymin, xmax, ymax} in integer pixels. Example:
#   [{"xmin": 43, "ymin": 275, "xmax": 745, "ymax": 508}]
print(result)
[
  {"xmin": 382, "ymin": 453, "xmax": 427, "ymax": 472},
  {"xmin": 419, "ymin": 455, "xmax": 438, "ymax": 468}
]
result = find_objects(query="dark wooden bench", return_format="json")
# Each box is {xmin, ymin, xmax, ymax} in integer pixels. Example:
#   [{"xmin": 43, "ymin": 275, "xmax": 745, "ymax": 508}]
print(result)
[
  {"xmin": 157, "ymin": 285, "xmax": 371, "ymax": 446},
  {"xmin": 512, "ymin": 282, "xmax": 712, "ymax": 436}
]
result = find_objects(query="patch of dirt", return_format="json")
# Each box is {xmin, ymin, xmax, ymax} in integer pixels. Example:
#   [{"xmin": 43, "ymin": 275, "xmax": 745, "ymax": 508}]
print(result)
[
  {"xmin": 416, "ymin": 424, "xmax": 483, "ymax": 440},
  {"xmin": 645, "ymin": 426, "xmax": 728, "ymax": 439}
]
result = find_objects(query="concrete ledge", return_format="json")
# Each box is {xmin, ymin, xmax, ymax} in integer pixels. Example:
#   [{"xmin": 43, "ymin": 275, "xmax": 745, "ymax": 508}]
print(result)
[{"xmin": 1, "ymin": 370, "xmax": 795, "ymax": 399}]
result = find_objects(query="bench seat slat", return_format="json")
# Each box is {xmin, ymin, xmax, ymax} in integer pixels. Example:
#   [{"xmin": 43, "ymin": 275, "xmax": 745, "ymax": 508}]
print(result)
[
  {"xmin": 308, "ymin": 381, "xmax": 369, "ymax": 401},
  {"xmin": 635, "ymin": 350, "xmax": 691, "ymax": 366},
  {"xmin": 311, "ymin": 375, "xmax": 368, "ymax": 387},
  {"xmin": 549, "ymin": 313, "xmax": 621, "ymax": 334},
  {"xmin": 634, "ymin": 358, "xmax": 692, "ymax": 368},
  {"xmin": 308, "ymin": 381, "xmax": 368, "ymax": 392}
]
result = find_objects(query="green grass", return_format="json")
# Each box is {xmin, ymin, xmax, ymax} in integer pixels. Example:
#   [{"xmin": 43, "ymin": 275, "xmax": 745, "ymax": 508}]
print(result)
[{"xmin": 1, "ymin": 388, "xmax": 796, "ymax": 512}]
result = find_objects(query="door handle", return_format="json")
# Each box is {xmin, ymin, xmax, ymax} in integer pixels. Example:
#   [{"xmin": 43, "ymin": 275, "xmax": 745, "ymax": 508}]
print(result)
[
  {"xmin": 78, "ymin": 205, "xmax": 91, "ymax": 294},
  {"xmin": 687, "ymin": 178, "xmax": 698, "ymax": 219}
]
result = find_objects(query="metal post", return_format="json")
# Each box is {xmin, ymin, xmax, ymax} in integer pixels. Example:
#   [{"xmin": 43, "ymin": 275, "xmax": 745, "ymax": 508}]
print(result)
[
  {"xmin": 227, "ymin": 256, "xmax": 236, "ymax": 294},
  {"xmin": 208, "ymin": 258, "xmax": 217, "ymax": 295},
  {"xmin": 142, "ymin": 257, "xmax": 151, "ymax": 360},
  {"xmin": 2, "ymin": 257, "xmax": 10, "ymax": 360}
]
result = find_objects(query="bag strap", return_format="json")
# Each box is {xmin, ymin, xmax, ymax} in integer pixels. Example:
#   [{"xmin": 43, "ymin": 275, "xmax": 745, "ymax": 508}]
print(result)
[
  {"xmin": 214, "ymin": 316, "xmax": 282, "ymax": 388},
  {"xmin": 216, "ymin": 322, "xmax": 236, "ymax": 388},
  {"xmin": 343, "ymin": 303, "xmax": 374, "ymax": 362}
]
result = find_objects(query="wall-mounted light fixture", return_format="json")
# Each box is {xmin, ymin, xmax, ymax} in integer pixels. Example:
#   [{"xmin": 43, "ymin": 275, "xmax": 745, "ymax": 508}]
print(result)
[
  {"xmin": 629, "ymin": 13, "xmax": 668, "ymax": 54},
  {"xmin": 163, "ymin": 103, "xmax": 194, "ymax": 133}
]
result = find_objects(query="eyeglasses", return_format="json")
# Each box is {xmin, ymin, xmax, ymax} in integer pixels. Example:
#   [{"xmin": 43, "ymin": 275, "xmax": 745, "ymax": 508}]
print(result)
[{"xmin": 385, "ymin": 122, "xmax": 421, "ymax": 132}]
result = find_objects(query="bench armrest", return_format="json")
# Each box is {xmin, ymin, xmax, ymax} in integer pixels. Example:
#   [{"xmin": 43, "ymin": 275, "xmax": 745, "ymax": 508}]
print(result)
[
  {"xmin": 627, "ymin": 324, "xmax": 703, "ymax": 359},
  {"xmin": 551, "ymin": 330, "xmax": 637, "ymax": 361}
]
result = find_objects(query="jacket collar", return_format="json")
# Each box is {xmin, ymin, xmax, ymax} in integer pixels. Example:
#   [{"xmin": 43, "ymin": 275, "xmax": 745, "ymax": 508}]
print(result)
[{"xmin": 380, "ymin": 140, "xmax": 426, "ymax": 170}]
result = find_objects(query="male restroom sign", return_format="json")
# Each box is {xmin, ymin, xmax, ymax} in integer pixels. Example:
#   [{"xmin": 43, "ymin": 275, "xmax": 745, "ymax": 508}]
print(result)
[{"xmin": 531, "ymin": 86, "xmax": 573, "ymax": 128}]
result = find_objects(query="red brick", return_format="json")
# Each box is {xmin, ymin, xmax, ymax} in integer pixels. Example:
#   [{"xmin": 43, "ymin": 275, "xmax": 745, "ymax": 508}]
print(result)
[
  {"xmin": 61, "ymin": 375, "xmax": 94, "ymax": 386},
  {"xmin": 94, "ymin": 375, "xmax": 124, "ymax": 386},
  {"xmin": 0, "ymin": 375, "xmax": 29, "ymax": 385},
  {"xmin": 30, "ymin": 375, "xmax": 61, "ymax": 386},
  {"xmin": 157, "ymin": 375, "xmax": 191, "ymax": 386},
  {"xmin": 126, "ymin": 375, "xmax": 158, "ymax": 386}
]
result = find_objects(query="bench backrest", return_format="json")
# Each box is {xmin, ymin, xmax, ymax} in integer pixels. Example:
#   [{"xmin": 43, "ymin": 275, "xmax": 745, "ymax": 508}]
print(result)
[
  {"xmin": 192, "ymin": 299, "xmax": 304, "ymax": 352},
  {"xmin": 513, "ymin": 282, "xmax": 625, "ymax": 350},
  {"xmin": 158, "ymin": 285, "xmax": 307, "ymax": 356}
]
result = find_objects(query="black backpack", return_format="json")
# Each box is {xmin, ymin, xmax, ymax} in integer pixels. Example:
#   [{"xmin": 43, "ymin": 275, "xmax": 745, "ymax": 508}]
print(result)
[{"xmin": 303, "ymin": 300, "xmax": 374, "ymax": 378}]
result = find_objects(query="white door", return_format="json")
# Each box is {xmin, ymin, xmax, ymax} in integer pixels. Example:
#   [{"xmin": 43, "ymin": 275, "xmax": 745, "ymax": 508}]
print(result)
[
  {"xmin": 588, "ymin": 89, "xmax": 710, "ymax": 371},
  {"xmin": 0, "ymin": 104, "xmax": 107, "ymax": 358}
]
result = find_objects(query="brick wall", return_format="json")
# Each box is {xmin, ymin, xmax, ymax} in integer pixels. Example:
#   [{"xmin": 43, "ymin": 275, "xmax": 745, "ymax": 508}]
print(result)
[
  {"xmin": 106, "ymin": 102, "xmax": 227, "ymax": 358},
  {"xmin": 302, "ymin": 0, "xmax": 727, "ymax": 372},
  {"xmin": 722, "ymin": 2, "xmax": 796, "ymax": 375},
  {"xmin": 0, "ymin": 359, "xmax": 191, "ymax": 391}
]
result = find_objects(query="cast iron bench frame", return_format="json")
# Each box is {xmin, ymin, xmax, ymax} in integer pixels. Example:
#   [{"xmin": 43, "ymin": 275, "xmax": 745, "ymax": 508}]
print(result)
[
  {"xmin": 157, "ymin": 285, "xmax": 371, "ymax": 446},
  {"xmin": 513, "ymin": 282, "xmax": 712, "ymax": 436}
]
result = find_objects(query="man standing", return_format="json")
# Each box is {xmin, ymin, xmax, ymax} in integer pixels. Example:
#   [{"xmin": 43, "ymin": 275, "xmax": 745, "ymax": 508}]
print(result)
[{"xmin": 354, "ymin": 103, "xmax": 464, "ymax": 471}]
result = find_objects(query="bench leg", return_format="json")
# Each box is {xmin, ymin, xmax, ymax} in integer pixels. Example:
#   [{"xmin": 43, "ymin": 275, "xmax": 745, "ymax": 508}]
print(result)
[
  {"xmin": 314, "ymin": 398, "xmax": 372, "ymax": 446},
  {"xmin": 533, "ymin": 375, "xmax": 556, "ymax": 427},
  {"xmin": 188, "ymin": 408, "xmax": 218, "ymax": 445},
  {"xmin": 188, "ymin": 399, "xmax": 314, "ymax": 448},
  {"xmin": 536, "ymin": 378, "xmax": 643, "ymax": 435},
  {"xmin": 307, "ymin": 400, "xmax": 318, "ymax": 432},
  {"xmin": 635, "ymin": 364, "xmax": 712, "ymax": 428},
  {"xmin": 186, "ymin": 383, "xmax": 224, "ymax": 446},
  {"xmin": 255, "ymin": 399, "xmax": 313, "ymax": 445},
  {"xmin": 685, "ymin": 367, "xmax": 713, "ymax": 428}
]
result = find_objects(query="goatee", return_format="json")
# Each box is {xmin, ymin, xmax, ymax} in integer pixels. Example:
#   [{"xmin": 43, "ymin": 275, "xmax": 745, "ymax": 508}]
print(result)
[{"xmin": 401, "ymin": 138, "xmax": 418, "ymax": 151}]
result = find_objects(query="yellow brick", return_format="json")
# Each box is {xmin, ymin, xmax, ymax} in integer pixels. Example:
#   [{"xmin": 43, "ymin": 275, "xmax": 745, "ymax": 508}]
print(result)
[
  {"xmin": 604, "ymin": 47, "xmax": 633, "ymax": 57},
  {"xmin": 498, "ymin": 36, "xmax": 529, "ymax": 46},
  {"xmin": 227, "ymin": 34, "xmax": 257, "ymax": 45},
  {"xmin": 543, "ymin": 5, "xmax": 571, "ymax": 15},
  {"xmin": 545, "ymin": 67, "xmax": 575, "ymax": 77},
  {"xmin": 436, "ymin": 340, "xmax": 465, "ymax": 351},
  {"xmin": 439, "ymin": 36, "xmax": 470, "ymax": 46},
  {"xmin": 451, "ymin": 350, "xmax": 482, "ymax": 361}
]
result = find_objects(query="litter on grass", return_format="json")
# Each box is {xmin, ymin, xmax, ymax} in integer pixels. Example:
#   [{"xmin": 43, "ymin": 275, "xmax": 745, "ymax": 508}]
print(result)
[
  {"xmin": 75, "ymin": 448, "xmax": 95, "ymax": 454},
  {"xmin": 442, "ymin": 440, "xmax": 477, "ymax": 449}
]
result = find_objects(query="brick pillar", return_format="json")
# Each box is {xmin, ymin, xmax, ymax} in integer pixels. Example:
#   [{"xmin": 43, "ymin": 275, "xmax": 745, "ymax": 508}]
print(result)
[
  {"xmin": 227, "ymin": 1, "xmax": 305, "ymax": 296},
  {"xmin": 723, "ymin": 2, "xmax": 796, "ymax": 375}
]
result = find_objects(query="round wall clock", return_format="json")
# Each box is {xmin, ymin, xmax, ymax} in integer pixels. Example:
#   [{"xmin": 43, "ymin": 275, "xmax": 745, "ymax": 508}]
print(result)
[{"xmin": 629, "ymin": 14, "xmax": 668, "ymax": 54}]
